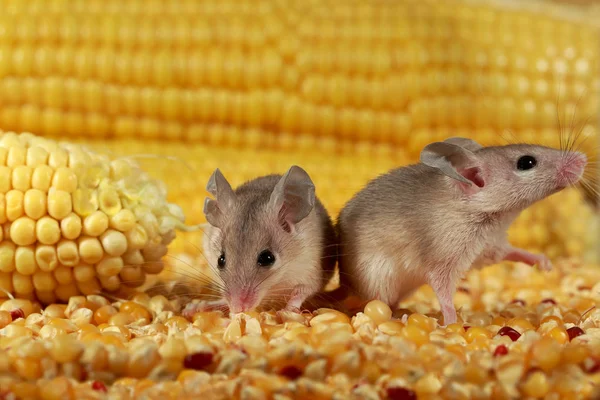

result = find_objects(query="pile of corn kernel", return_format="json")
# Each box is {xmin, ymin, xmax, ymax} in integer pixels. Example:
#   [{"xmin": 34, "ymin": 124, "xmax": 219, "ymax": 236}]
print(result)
[{"xmin": 0, "ymin": 257, "xmax": 599, "ymax": 399}]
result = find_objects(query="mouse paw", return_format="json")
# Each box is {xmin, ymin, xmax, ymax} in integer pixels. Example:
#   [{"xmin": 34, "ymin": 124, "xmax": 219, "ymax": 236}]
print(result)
[
  {"xmin": 182, "ymin": 300, "xmax": 228, "ymax": 319},
  {"xmin": 536, "ymin": 255, "xmax": 553, "ymax": 272}
]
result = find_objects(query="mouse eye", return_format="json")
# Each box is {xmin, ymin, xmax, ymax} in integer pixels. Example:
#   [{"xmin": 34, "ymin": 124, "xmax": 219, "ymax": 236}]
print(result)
[
  {"xmin": 517, "ymin": 155, "xmax": 537, "ymax": 171},
  {"xmin": 217, "ymin": 253, "xmax": 226, "ymax": 269},
  {"xmin": 257, "ymin": 250, "xmax": 275, "ymax": 267}
]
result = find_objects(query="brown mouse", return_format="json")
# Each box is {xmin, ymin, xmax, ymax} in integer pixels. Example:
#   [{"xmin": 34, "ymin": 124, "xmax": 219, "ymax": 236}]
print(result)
[
  {"xmin": 334, "ymin": 137, "xmax": 588, "ymax": 325},
  {"xmin": 184, "ymin": 165, "xmax": 338, "ymax": 316}
]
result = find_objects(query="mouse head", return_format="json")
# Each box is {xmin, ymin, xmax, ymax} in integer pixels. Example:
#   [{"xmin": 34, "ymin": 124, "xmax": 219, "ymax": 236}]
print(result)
[
  {"xmin": 420, "ymin": 137, "xmax": 588, "ymax": 212},
  {"xmin": 203, "ymin": 166, "xmax": 315, "ymax": 314}
]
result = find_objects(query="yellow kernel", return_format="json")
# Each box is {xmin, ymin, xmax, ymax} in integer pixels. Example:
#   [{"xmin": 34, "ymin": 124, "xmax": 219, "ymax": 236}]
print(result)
[
  {"xmin": 56, "ymin": 239, "xmax": 80, "ymax": 266},
  {"xmin": 124, "ymin": 224, "xmax": 148, "ymax": 250},
  {"xmin": 109, "ymin": 209, "xmax": 136, "ymax": 232},
  {"xmin": 44, "ymin": 304, "xmax": 66, "ymax": 319},
  {"xmin": 94, "ymin": 305, "xmax": 118, "ymax": 325},
  {"xmin": 39, "ymin": 376, "xmax": 73, "ymax": 400},
  {"xmin": 12, "ymin": 272, "xmax": 34, "ymax": 294},
  {"xmin": 96, "ymin": 256, "xmax": 123, "ymax": 277},
  {"xmin": 120, "ymin": 266, "xmax": 144, "ymax": 287},
  {"xmin": 508, "ymin": 317, "xmax": 535, "ymax": 332},
  {"xmin": 74, "ymin": 264, "xmax": 96, "ymax": 282},
  {"xmin": 55, "ymin": 283, "xmax": 79, "ymax": 302},
  {"xmin": 562, "ymin": 343, "xmax": 589, "ymax": 364},
  {"xmin": 72, "ymin": 188, "xmax": 98, "ymax": 217},
  {"xmin": 47, "ymin": 189, "xmax": 72, "ymax": 220},
  {"xmin": 446, "ymin": 323, "xmax": 466, "ymax": 334},
  {"xmin": 100, "ymin": 229, "xmax": 128, "ymax": 256},
  {"xmin": 35, "ymin": 245, "xmax": 58, "ymax": 272},
  {"xmin": 12, "ymin": 382, "xmax": 39, "ymax": 399},
  {"xmin": 521, "ymin": 370, "xmax": 550, "ymax": 398},
  {"xmin": 99, "ymin": 275, "xmax": 120, "ymax": 291},
  {"xmin": 48, "ymin": 148, "xmax": 68, "ymax": 168},
  {"xmin": 14, "ymin": 358, "xmax": 42, "ymax": 380},
  {"xmin": 12, "ymin": 166, "xmax": 33, "ymax": 191},
  {"xmin": 36, "ymin": 216, "xmax": 61, "ymax": 245},
  {"xmin": 51, "ymin": 167, "xmax": 78, "ymax": 193},
  {"xmin": 540, "ymin": 315, "xmax": 563, "ymax": 325},
  {"xmin": 400, "ymin": 325, "xmax": 430, "ymax": 346},
  {"xmin": 82, "ymin": 210, "xmax": 109, "ymax": 237},
  {"xmin": 98, "ymin": 186, "xmax": 122, "ymax": 216},
  {"xmin": 78, "ymin": 236, "xmax": 104, "ymax": 264},
  {"xmin": 530, "ymin": 336, "xmax": 561, "ymax": 372},
  {"xmin": 76, "ymin": 278, "xmax": 101, "ymax": 296},
  {"xmin": 32, "ymin": 165, "xmax": 54, "ymax": 191},
  {"xmin": 49, "ymin": 335, "xmax": 84, "ymax": 363},
  {"xmin": 364, "ymin": 299, "xmax": 393, "ymax": 325},
  {"xmin": 26, "ymin": 147, "xmax": 49, "ymax": 167},
  {"xmin": 109, "ymin": 312, "xmax": 135, "ymax": 326},
  {"xmin": 465, "ymin": 327, "xmax": 494, "ymax": 343},
  {"xmin": 60, "ymin": 212, "xmax": 82, "ymax": 239},
  {"xmin": 6, "ymin": 189, "xmax": 24, "ymax": 221},
  {"xmin": 545, "ymin": 326, "xmax": 570, "ymax": 344},
  {"xmin": 53, "ymin": 266, "xmax": 73, "ymax": 285},
  {"xmin": 7, "ymin": 146, "xmax": 26, "ymax": 167},
  {"xmin": 492, "ymin": 316, "xmax": 507, "ymax": 326},
  {"xmin": 0, "ymin": 242, "xmax": 16, "ymax": 273},
  {"xmin": 378, "ymin": 321, "xmax": 405, "ymax": 336},
  {"xmin": 122, "ymin": 250, "xmax": 143, "ymax": 265},
  {"xmin": 407, "ymin": 313, "xmax": 437, "ymax": 332},
  {"xmin": 0, "ymin": 310, "xmax": 11, "ymax": 328},
  {"xmin": 0, "ymin": 167, "xmax": 10, "ymax": 193},
  {"xmin": 0, "ymin": 194, "xmax": 6, "ymax": 224},
  {"xmin": 23, "ymin": 189, "xmax": 47, "ymax": 220},
  {"xmin": 0, "ymin": 298, "xmax": 34, "ymax": 316},
  {"xmin": 15, "ymin": 245, "xmax": 37, "ymax": 275},
  {"xmin": 10, "ymin": 216, "xmax": 36, "ymax": 246}
]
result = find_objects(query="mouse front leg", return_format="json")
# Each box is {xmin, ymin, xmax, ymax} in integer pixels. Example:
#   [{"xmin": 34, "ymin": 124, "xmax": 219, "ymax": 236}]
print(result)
[
  {"xmin": 182, "ymin": 299, "xmax": 229, "ymax": 319},
  {"xmin": 502, "ymin": 246, "xmax": 552, "ymax": 271},
  {"xmin": 427, "ymin": 269, "xmax": 458, "ymax": 326},
  {"xmin": 284, "ymin": 285, "xmax": 313, "ymax": 313}
]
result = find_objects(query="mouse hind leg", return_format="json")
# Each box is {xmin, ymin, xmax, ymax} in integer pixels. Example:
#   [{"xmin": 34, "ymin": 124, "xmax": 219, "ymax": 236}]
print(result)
[{"xmin": 426, "ymin": 268, "xmax": 459, "ymax": 326}]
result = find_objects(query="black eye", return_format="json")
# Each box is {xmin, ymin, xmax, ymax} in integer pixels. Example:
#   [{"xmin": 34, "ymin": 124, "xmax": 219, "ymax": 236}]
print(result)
[
  {"xmin": 217, "ymin": 253, "xmax": 226, "ymax": 269},
  {"xmin": 517, "ymin": 155, "xmax": 537, "ymax": 171},
  {"xmin": 257, "ymin": 250, "xmax": 275, "ymax": 267}
]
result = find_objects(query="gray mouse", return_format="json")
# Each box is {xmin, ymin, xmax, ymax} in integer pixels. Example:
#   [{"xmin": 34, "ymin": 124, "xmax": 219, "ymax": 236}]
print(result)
[
  {"xmin": 334, "ymin": 137, "xmax": 588, "ymax": 325},
  {"xmin": 183, "ymin": 165, "xmax": 338, "ymax": 316}
]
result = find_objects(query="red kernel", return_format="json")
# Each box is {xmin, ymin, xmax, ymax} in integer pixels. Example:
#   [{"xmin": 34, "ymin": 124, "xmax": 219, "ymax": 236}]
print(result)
[
  {"xmin": 497, "ymin": 326, "xmax": 521, "ymax": 341},
  {"xmin": 567, "ymin": 326, "xmax": 585, "ymax": 341},
  {"xmin": 183, "ymin": 352, "xmax": 213, "ymax": 370},
  {"xmin": 494, "ymin": 344, "xmax": 509, "ymax": 357},
  {"xmin": 91, "ymin": 381, "xmax": 107, "ymax": 392},
  {"xmin": 10, "ymin": 309, "xmax": 24, "ymax": 321},
  {"xmin": 541, "ymin": 298, "xmax": 557, "ymax": 305},
  {"xmin": 279, "ymin": 365, "xmax": 303, "ymax": 380},
  {"xmin": 387, "ymin": 387, "xmax": 417, "ymax": 400}
]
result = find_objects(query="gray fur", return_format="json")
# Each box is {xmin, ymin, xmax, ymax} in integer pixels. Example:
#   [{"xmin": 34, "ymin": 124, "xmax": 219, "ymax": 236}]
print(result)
[
  {"xmin": 337, "ymin": 139, "xmax": 587, "ymax": 324},
  {"xmin": 203, "ymin": 166, "xmax": 337, "ymax": 313}
]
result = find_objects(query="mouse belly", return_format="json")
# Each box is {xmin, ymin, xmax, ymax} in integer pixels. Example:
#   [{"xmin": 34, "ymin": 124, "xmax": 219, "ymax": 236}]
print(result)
[{"xmin": 351, "ymin": 252, "xmax": 425, "ymax": 307}]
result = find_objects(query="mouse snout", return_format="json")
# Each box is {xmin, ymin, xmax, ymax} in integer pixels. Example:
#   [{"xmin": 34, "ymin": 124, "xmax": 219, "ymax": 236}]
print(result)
[
  {"xmin": 557, "ymin": 152, "xmax": 587, "ymax": 187},
  {"xmin": 229, "ymin": 289, "xmax": 258, "ymax": 314}
]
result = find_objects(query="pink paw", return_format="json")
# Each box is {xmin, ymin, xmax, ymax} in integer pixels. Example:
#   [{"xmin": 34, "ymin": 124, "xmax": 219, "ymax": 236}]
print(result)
[
  {"xmin": 534, "ymin": 254, "xmax": 553, "ymax": 272},
  {"xmin": 182, "ymin": 300, "xmax": 227, "ymax": 319}
]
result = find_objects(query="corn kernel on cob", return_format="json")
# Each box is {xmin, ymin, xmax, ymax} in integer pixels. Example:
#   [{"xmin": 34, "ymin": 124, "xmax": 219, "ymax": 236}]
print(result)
[
  {"xmin": 0, "ymin": 131, "xmax": 190, "ymax": 302},
  {"xmin": 0, "ymin": 0, "xmax": 596, "ymax": 163}
]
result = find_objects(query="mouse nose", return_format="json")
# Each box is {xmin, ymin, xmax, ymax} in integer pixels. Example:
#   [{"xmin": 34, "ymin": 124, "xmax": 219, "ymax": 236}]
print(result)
[
  {"xmin": 230, "ymin": 289, "xmax": 257, "ymax": 314},
  {"xmin": 558, "ymin": 152, "xmax": 587, "ymax": 187}
]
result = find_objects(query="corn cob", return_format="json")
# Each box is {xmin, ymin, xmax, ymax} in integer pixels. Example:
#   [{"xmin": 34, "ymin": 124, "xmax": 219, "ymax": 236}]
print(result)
[
  {"xmin": 0, "ymin": 258, "xmax": 599, "ymax": 398},
  {"xmin": 0, "ymin": 131, "xmax": 191, "ymax": 303},
  {"xmin": 0, "ymin": 0, "xmax": 597, "ymax": 162}
]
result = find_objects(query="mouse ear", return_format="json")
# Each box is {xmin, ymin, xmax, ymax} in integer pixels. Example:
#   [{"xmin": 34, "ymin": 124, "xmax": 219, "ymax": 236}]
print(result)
[
  {"xmin": 443, "ymin": 137, "xmax": 483, "ymax": 152},
  {"xmin": 420, "ymin": 142, "xmax": 484, "ymax": 188},
  {"xmin": 204, "ymin": 168, "xmax": 236, "ymax": 227},
  {"xmin": 269, "ymin": 165, "xmax": 316, "ymax": 233}
]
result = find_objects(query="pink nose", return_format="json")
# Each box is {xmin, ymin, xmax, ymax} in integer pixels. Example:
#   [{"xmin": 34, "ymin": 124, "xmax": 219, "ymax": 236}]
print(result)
[
  {"xmin": 229, "ymin": 291, "xmax": 256, "ymax": 313},
  {"xmin": 559, "ymin": 152, "xmax": 587, "ymax": 186}
]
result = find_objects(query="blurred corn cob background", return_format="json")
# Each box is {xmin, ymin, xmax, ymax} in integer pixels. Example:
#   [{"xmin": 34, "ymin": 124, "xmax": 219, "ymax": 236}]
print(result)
[
  {"xmin": 0, "ymin": 1, "xmax": 599, "ymax": 399},
  {"xmin": 0, "ymin": 0, "xmax": 597, "ymax": 279}
]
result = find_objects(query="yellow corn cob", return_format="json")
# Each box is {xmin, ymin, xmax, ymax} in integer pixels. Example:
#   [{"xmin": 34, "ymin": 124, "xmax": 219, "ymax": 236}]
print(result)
[
  {"xmin": 0, "ymin": 131, "xmax": 190, "ymax": 303},
  {"xmin": 0, "ymin": 0, "xmax": 597, "ymax": 161}
]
